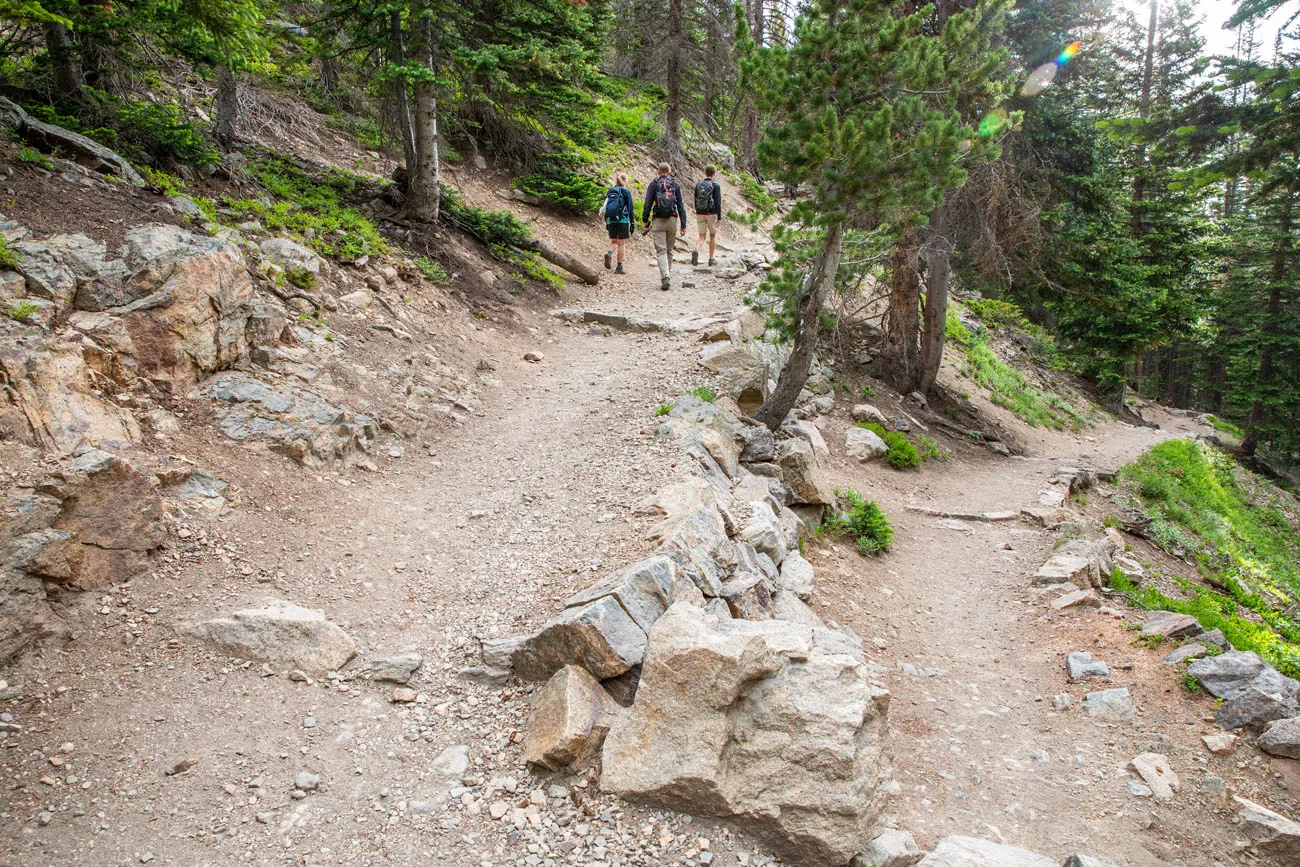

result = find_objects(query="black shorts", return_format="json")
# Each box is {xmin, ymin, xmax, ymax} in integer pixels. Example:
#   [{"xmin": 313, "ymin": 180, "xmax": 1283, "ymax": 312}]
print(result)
[{"xmin": 607, "ymin": 222, "xmax": 631, "ymax": 240}]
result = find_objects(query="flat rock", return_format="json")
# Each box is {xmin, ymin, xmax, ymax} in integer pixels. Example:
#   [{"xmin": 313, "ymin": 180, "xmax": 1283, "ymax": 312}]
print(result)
[
  {"xmin": 602, "ymin": 602, "xmax": 891, "ymax": 865},
  {"xmin": 1233, "ymin": 795, "xmax": 1300, "ymax": 857},
  {"xmin": 846, "ymin": 426, "xmax": 889, "ymax": 461},
  {"xmin": 851, "ymin": 404, "xmax": 889, "ymax": 426},
  {"xmin": 1052, "ymin": 588, "xmax": 1100, "ymax": 610},
  {"xmin": 1082, "ymin": 687, "xmax": 1137, "ymax": 724},
  {"xmin": 431, "ymin": 745, "xmax": 470, "ymax": 777},
  {"xmin": 178, "ymin": 598, "xmax": 355, "ymax": 674},
  {"xmin": 1259, "ymin": 716, "xmax": 1300, "ymax": 759},
  {"xmin": 1201, "ymin": 732, "xmax": 1237, "ymax": 756},
  {"xmin": 1187, "ymin": 650, "xmax": 1268, "ymax": 698},
  {"xmin": 1162, "ymin": 643, "xmax": 1209, "ymax": 665},
  {"xmin": 370, "ymin": 652, "xmax": 422, "ymax": 684},
  {"xmin": 1128, "ymin": 752, "xmax": 1178, "ymax": 799},
  {"xmin": 1140, "ymin": 610, "xmax": 1201, "ymax": 640},
  {"xmin": 1067, "ymin": 651, "xmax": 1109, "ymax": 680},
  {"xmin": 523, "ymin": 665, "xmax": 619, "ymax": 771},
  {"xmin": 852, "ymin": 828, "xmax": 920, "ymax": 867},
  {"xmin": 1032, "ymin": 554, "xmax": 1093, "ymax": 588},
  {"xmin": 1215, "ymin": 686, "xmax": 1300, "ymax": 732},
  {"xmin": 916, "ymin": 836, "xmax": 1055, "ymax": 867}
]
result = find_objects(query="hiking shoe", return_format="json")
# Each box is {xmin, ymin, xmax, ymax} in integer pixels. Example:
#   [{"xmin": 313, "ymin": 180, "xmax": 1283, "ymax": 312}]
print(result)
[
  {"xmin": 691, "ymin": 249, "xmax": 699, "ymax": 265},
  {"xmin": 708, "ymin": 258, "xmax": 716, "ymax": 267},
  {"xmin": 615, "ymin": 263, "xmax": 624, "ymax": 274},
  {"xmin": 604, "ymin": 250, "xmax": 613, "ymax": 270},
  {"xmin": 661, "ymin": 277, "xmax": 671, "ymax": 291}
]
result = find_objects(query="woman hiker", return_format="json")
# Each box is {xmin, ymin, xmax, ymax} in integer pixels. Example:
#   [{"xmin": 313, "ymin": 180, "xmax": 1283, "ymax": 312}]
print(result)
[{"xmin": 600, "ymin": 172, "xmax": 635, "ymax": 274}]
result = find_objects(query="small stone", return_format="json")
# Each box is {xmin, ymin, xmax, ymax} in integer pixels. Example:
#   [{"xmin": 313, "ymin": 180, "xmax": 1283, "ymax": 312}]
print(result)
[
  {"xmin": 288, "ymin": 669, "xmax": 309, "ymax": 682},
  {"xmin": 390, "ymin": 687, "xmax": 418, "ymax": 703},
  {"xmin": 256, "ymin": 812, "xmax": 272, "ymax": 824},
  {"xmin": 38, "ymin": 811, "xmax": 53, "ymax": 826},
  {"xmin": 295, "ymin": 771, "xmax": 320, "ymax": 792},
  {"xmin": 1201, "ymin": 732, "xmax": 1237, "ymax": 756},
  {"xmin": 524, "ymin": 351, "xmax": 544, "ymax": 363},
  {"xmin": 140, "ymin": 854, "xmax": 155, "ymax": 864},
  {"xmin": 432, "ymin": 744, "xmax": 471, "ymax": 777},
  {"xmin": 1052, "ymin": 693, "xmax": 1072, "ymax": 711},
  {"xmin": 1082, "ymin": 687, "xmax": 1136, "ymax": 723},
  {"xmin": 1067, "ymin": 651, "xmax": 1110, "ymax": 680},
  {"xmin": 489, "ymin": 801, "xmax": 509, "ymax": 820}
]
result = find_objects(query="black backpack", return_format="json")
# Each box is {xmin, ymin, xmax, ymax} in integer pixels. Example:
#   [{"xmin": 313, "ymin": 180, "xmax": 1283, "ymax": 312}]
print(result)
[
  {"xmin": 604, "ymin": 187, "xmax": 628, "ymax": 223},
  {"xmin": 694, "ymin": 179, "xmax": 717, "ymax": 213},
  {"xmin": 653, "ymin": 177, "xmax": 680, "ymax": 218}
]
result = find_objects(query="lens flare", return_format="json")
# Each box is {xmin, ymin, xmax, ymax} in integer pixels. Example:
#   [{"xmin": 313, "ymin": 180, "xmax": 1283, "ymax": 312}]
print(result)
[
  {"xmin": 1022, "ymin": 41, "xmax": 1082, "ymax": 97},
  {"xmin": 1057, "ymin": 41, "xmax": 1082, "ymax": 65},
  {"xmin": 978, "ymin": 110, "xmax": 1008, "ymax": 138}
]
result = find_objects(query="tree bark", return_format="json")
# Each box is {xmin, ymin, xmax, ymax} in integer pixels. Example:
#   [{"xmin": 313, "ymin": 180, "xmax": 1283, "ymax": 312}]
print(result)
[
  {"xmin": 405, "ymin": 8, "xmax": 440, "ymax": 223},
  {"xmin": 214, "ymin": 66, "xmax": 238, "ymax": 153},
  {"xmin": 917, "ymin": 228, "xmax": 953, "ymax": 394},
  {"xmin": 1241, "ymin": 192, "xmax": 1292, "ymax": 457},
  {"xmin": 43, "ymin": 22, "xmax": 82, "ymax": 102},
  {"xmin": 883, "ymin": 227, "xmax": 922, "ymax": 390},
  {"xmin": 663, "ymin": 0, "xmax": 687, "ymax": 171},
  {"xmin": 391, "ymin": 12, "xmax": 417, "ymax": 174},
  {"xmin": 738, "ymin": 0, "xmax": 763, "ymax": 175},
  {"xmin": 516, "ymin": 238, "xmax": 600, "ymax": 285},
  {"xmin": 754, "ymin": 222, "xmax": 845, "ymax": 431}
]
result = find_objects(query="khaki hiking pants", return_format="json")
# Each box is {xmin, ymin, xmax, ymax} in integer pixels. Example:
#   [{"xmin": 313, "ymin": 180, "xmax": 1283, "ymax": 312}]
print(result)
[{"xmin": 651, "ymin": 217, "xmax": 679, "ymax": 281}]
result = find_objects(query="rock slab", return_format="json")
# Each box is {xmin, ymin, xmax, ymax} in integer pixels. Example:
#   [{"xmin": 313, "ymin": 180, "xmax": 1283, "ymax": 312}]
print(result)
[
  {"xmin": 178, "ymin": 598, "xmax": 356, "ymax": 674},
  {"xmin": 1259, "ymin": 716, "xmax": 1300, "ymax": 759},
  {"xmin": 916, "ymin": 836, "xmax": 1056, "ymax": 867},
  {"xmin": 1233, "ymin": 795, "xmax": 1300, "ymax": 857},
  {"xmin": 1128, "ymin": 752, "xmax": 1178, "ymax": 800},
  {"xmin": 601, "ymin": 602, "xmax": 891, "ymax": 866},
  {"xmin": 523, "ymin": 665, "xmax": 619, "ymax": 771}
]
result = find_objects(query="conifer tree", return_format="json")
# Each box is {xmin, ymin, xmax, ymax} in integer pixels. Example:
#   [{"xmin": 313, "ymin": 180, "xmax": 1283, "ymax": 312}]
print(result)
[{"xmin": 743, "ymin": 0, "xmax": 1009, "ymax": 428}]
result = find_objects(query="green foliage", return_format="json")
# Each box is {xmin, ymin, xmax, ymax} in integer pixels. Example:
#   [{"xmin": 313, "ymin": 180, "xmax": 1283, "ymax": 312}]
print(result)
[
  {"xmin": 916, "ymin": 435, "xmax": 949, "ymax": 462},
  {"xmin": 725, "ymin": 170, "xmax": 777, "ymax": 222},
  {"xmin": 5, "ymin": 299, "xmax": 40, "ymax": 322},
  {"xmin": 818, "ymin": 312, "xmax": 838, "ymax": 332},
  {"xmin": 966, "ymin": 298, "xmax": 1030, "ymax": 329},
  {"xmin": 1114, "ymin": 440, "xmax": 1300, "ymax": 678},
  {"xmin": 0, "ymin": 236, "xmax": 21, "ymax": 269},
  {"xmin": 17, "ymin": 146, "xmax": 51, "ymax": 170},
  {"xmin": 31, "ymin": 90, "xmax": 217, "ymax": 166},
  {"xmin": 514, "ymin": 152, "xmax": 606, "ymax": 213},
  {"xmin": 440, "ymin": 186, "xmax": 531, "ymax": 256},
  {"xmin": 139, "ymin": 166, "xmax": 186, "ymax": 196},
  {"xmin": 857, "ymin": 422, "xmax": 921, "ymax": 470},
  {"xmin": 654, "ymin": 404, "xmax": 672, "ymax": 417},
  {"xmin": 513, "ymin": 255, "xmax": 564, "ymax": 293},
  {"xmin": 686, "ymin": 386, "xmax": 717, "ymax": 403},
  {"xmin": 959, "ymin": 339, "xmax": 1085, "ymax": 430},
  {"xmin": 945, "ymin": 310, "xmax": 973, "ymax": 347},
  {"xmin": 285, "ymin": 268, "xmax": 316, "ymax": 290},
  {"xmin": 414, "ymin": 257, "xmax": 449, "ymax": 284},
  {"xmin": 831, "ymin": 488, "xmax": 894, "ymax": 555},
  {"xmin": 1203, "ymin": 414, "xmax": 1243, "ymax": 438}
]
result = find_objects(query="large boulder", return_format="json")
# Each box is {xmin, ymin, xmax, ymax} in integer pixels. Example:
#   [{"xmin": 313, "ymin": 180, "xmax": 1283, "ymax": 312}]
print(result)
[
  {"xmin": 523, "ymin": 665, "xmax": 620, "ymax": 771},
  {"xmin": 846, "ymin": 426, "xmax": 889, "ymax": 462},
  {"xmin": 260, "ymin": 238, "xmax": 324, "ymax": 275},
  {"xmin": 178, "ymin": 598, "xmax": 356, "ymax": 674},
  {"xmin": 916, "ymin": 837, "xmax": 1056, "ymax": 867},
  {"xmin": 1233, "ymin": 796, "xmax": 1300, "ymax": 858},
  {"xmin": 778, "ymin": 437, "xmax": 834, "ymax": 505},
  {"xmin": 1259, "ymin": 716, "xmax": 1300, "ymax": 759},
  {"xmin": 512, "ymin": 595, "xmax": 646, "ymax": 682},
  {"xmin": 1188, "ymin": 650, "xmax": 1295, "ymax": 699},
  {"xmin": 601, "ymin": 602, "xmax": 892, "ymax": 866}
]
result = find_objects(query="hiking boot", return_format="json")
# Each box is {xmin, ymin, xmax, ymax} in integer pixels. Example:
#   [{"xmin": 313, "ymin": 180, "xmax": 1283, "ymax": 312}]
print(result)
[
  {"xmin": 661, "ymin": 276, "xmax": 671, "ymax": 291},
  {"xmin": 708, "ymin": 258, "xmax": 716, "ymax": 267},
  {"xmin": 604, "ymin": 250, "xmax": 613, "ymax": 270},
  {"xmin": 615, "ymin": 263, "xmax": 624, "ymax": 274},
  {"xmin": 691, "ymin": 249, "xmax": 699, "ymax": 265}
]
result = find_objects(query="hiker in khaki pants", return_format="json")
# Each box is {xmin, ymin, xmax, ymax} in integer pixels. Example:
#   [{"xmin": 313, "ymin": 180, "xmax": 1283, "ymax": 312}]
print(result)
[{"xmin": 641, "ymin": 162, "xmax": 688, "ymax": 291}]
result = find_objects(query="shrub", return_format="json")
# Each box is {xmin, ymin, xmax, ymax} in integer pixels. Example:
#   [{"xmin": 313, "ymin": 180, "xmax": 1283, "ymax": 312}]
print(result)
[
  {"xmin": 858, "ymin": 422, "xmax": 921, "ymax": 469},
  {"xmin": 139, "ymin": 166, "xmax": 186, "ymax": 196},
  {"xmin": 514, "ymin": 152, "xmax": 606, "ymax": 213},
  {"xmin": 1203, "ymin": 414, "xmax": 1243, "ymax": 438},
  {"xmin": 916, "ymin": 435, "xmax": 949, "ymax": 462},
  {"xmin": 834, "ymin": 488, "xmax": 894, "ymax": 554},
  {"xmin": 32, "ymin": 90, "xmax": 217, "ymax": 166},
  {"xmin": 17, "ymin": 146, "xmax": 51, "ymax": 169},
  {"xmin": 5, "ymin": 300, "xmax": 40, "ymax": 322},
  {"xmin": 285, "ymin": 268, "xmax": 317, "ymax": 290},
  {"xmin": 966, "ymin": 297, "xmax": 1030, "ymax": 329},
  {"xmin": 686, "ymin": 385, "xmax": 717, "ymax": 403}
]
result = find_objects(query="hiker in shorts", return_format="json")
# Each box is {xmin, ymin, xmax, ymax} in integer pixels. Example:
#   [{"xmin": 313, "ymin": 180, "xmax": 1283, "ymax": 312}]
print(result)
[
  {"xmin": 601, "ymin": 172, "xmax": 634, "ymax": 274},
  {"xmin": 691, "ymin": 164, "xmax": 723, "ymax": 267},
  {"xmin": 642, "ymin": 163, "xmax": 687, "ymax": 291}
]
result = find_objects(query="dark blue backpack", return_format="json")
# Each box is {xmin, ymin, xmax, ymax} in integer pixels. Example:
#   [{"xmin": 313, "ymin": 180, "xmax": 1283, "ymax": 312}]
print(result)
[{"xmin": 604, "ymin": 187, "xmax": 629, "ymax": 223}]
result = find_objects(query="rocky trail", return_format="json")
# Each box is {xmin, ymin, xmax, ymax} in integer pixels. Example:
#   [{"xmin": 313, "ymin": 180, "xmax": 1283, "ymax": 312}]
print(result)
[{"xmin": 2, "ymin": 210, "xmax": 1298, "ymax": 867}]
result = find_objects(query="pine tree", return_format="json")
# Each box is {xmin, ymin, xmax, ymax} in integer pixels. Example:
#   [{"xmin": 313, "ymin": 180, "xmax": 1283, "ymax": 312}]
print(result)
[{"xmin": 743, "ymin": 0, "xmax": 1009, "ymax": 428}]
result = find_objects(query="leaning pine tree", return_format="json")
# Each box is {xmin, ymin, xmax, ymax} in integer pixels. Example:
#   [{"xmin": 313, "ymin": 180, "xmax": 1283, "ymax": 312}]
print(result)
[{"xmin": 741, "ymin": 0, "xmax": 1010, "ymax": 430}]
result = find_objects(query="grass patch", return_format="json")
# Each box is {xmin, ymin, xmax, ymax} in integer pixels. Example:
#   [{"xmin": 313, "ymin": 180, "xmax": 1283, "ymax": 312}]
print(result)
[
  {"xmin": 654, "ymin": 404, "xmax": 672, "ymax": 417},
  {"xmin": 139, "ymin": 166, "xmax": 186, "ymax": 196},
  {"xmin": 1203, "ymin": 414, "xmax": 1243, "ymax": 438},
  {"xmin": 857, "ymin": 422, "xmax": 921, "ymax": 469},
  {"xmin": 5, "ymin": 299, "xmax": 40, "ymax": 323},
  {"xmin": 686, "ymin": 386, "xmax": 717, "ymax": 403},
  {"xmin": 18, "ymin": 146, "xmax": 52, "ymax": 170},
  {"xmin": 0, "ymin": 236, "xmax": 21, "ymax": 269},
  {"xmin": 726, "ymin": 170, "xmax": 778, "ymax": 224},
  {"xmin": 817, "ymin": 488, "xmax": 894, "ymax": 555},
  {"xmin": 1111, "ymin": 439, "xmax": 1300, "ymax": 678},
  {"xmin": 285, "ymin": 268, "xmax": 317, "ymax": 290},
  {"xmin": 414, "ymin": 256, "xmax": 450, "ymax": 284}
]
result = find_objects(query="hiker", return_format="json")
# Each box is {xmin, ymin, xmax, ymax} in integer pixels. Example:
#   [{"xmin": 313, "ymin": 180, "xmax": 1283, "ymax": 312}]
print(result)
[
  {"xmin": 641, "ymin": 162, "xmax": 687, "ymax": 291},
  {"xmin": 691, "ymin": 164, "xmax": 723, "ymax": 267},
  {"xmin": 601, "ymin": 172, "xmax": 635, "ymax": 274}
]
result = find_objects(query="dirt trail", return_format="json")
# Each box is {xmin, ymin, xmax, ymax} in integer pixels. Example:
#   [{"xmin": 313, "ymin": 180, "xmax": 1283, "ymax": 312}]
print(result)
[{"xmin": 1, "ymin": 221, "xmax": 1290, "ymax": 867}]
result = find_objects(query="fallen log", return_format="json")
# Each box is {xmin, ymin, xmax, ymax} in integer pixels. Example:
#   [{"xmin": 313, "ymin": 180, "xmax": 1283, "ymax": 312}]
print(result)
[
  {"xmin": 0, "ymin": 97, "xmax": 144, "ymax": 186},
  {"xmin": 516, "ymin": 237, "xmax": 600, "ymax": 286}
]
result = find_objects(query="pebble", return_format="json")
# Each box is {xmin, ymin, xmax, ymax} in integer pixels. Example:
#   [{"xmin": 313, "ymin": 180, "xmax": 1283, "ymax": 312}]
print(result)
[
  {"xmin": 391, "ymin": 687, "xmax": 418, "ymax": 703},
  {"xmin": 38, "ymin": 810, "xmax": 53, "ymax": 826},
  {"xmin": 295, "ymin": 771, "xmax": 321, "ymax": 792}
]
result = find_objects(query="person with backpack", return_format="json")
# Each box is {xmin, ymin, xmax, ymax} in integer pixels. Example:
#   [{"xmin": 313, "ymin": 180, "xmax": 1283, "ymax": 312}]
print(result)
[
  {"xmin": 600, "ymin": 172, "xmax": 635, "ymax": 274},
  {"xmin": 641, "ymin": 162, "xmax": 687, "ymax": 291},
  {"xmin": 691, "ymin": 164, "xmax": 723, "ymax": 267}
]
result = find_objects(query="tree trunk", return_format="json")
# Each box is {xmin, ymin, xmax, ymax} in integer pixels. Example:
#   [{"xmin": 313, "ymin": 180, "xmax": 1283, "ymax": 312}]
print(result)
[
  {"xmin": 738, "ymin": 0, "xmax": 763, "ymax": 175},
  {"xmin": 405, "ymin": 9, "xmax": 440, "ymax": 223},
  {"xmin": 214, "ymin": 66, "xmax": 238, "ymax": 153},
  {"xmin": 663, "ymin": 0, "xmax": 686, "ymax": 171},
  {"xmin": 516, "ymin": 238, "xmax": 600, "ymax": 285},
  {"xmin": 754, "ymin": 222, "xmax": 845, "ymax": 431},
  {"xmin": 917, "ymin": 232, "xmax": 953, "ymax": 394},
  {"xmin": 43, "ymin": 22, "xmax": 82, "ymax": 102},
  {"xmin": 1241, "ymin": 193, "xmax": 1292, "ymax": 457},
  {"xmin": 883, "ymin": 227, "xmax": 922, "ymax": 390},
  {"xmin": 391, "ymin": 12, "xmax": 417, "ymax": 173}
]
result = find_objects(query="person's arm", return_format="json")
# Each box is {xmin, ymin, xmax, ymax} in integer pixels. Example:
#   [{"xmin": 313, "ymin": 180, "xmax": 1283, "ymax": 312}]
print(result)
[
  {"xmin": 676, "ymin": 183, "xmax": 688, "ymax": 230},
  {"xmin": 642, "ymin": 180, "xmax": 656, "ymax": 226},
  {"xmin": 714, "ymin": 181, "xmax": 723, "ymax": 218},
  {"xmin": 623, "ymin": 188, "xmax": 634, "ymax": 221}
]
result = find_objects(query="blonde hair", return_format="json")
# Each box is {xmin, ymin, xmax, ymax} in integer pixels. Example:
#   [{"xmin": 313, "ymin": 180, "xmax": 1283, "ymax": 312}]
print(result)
[
  {"xmin": 614, "ymin": 172, "xmax": 628, "ymax": 186},
  {"xmin": 657, "ymin": 162, "xmax": 671, "ymax": 175}
]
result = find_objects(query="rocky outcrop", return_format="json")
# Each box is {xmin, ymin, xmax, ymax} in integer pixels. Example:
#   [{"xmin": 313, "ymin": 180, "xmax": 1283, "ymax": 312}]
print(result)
[
  {"xmin": 0, "ymin": 449, "xmax": 164, "ymax": 662},
  {"xmin": 1233, "ymin": 796, "xmax": 1300, "ymax": 857},
  {"xmin": 178, "ymin": 598, "xmax": 356, "ymax": 674},
  {"xmin": 601, "ymin": 602, "xmax": 891, "ymax": 866}
]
